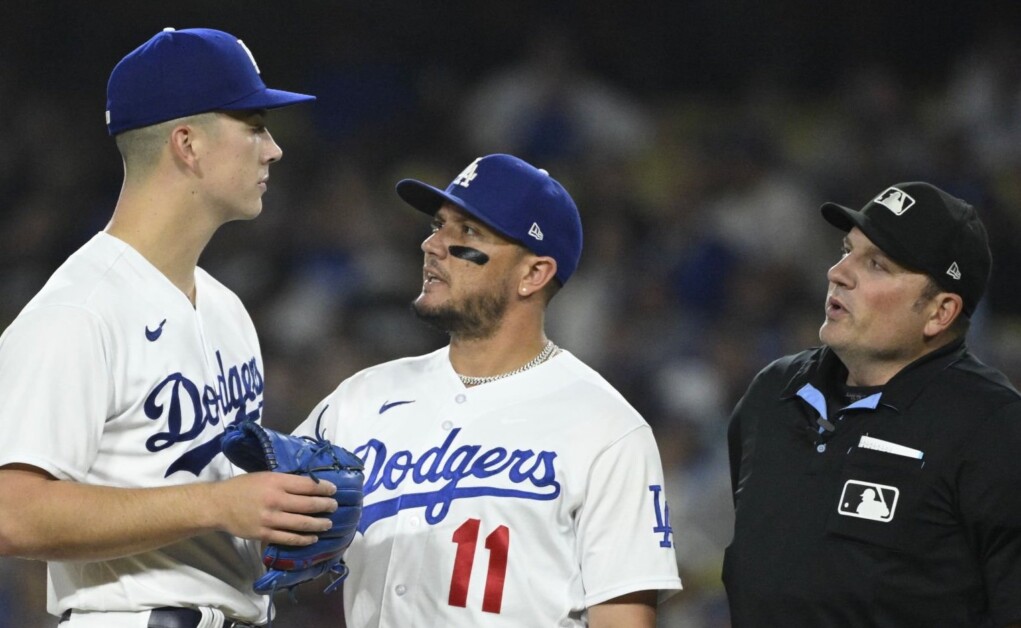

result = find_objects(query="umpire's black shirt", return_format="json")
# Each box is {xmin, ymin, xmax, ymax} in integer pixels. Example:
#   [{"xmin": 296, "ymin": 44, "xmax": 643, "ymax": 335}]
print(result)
[{"xmin": 724, "ymin": 338, "xmax": 1021, "ymax": 627}]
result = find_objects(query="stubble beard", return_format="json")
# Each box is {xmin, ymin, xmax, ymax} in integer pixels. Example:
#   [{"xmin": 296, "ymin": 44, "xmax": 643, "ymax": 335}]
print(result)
[{"xmin": 412, "ymin": 289, "xmax": 509, "ymax": 341}]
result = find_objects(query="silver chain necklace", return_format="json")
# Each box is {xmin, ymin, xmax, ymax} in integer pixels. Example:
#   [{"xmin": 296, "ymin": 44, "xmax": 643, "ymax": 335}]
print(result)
[{"xmin": 457, "ymin": 340, "xmax": 559, "ymax": 387}]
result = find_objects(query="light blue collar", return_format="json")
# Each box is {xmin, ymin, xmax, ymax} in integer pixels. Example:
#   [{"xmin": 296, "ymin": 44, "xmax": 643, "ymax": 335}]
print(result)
[{"xmin": 795, "ymin": 383, "xmax": 882, "ymax": 426}]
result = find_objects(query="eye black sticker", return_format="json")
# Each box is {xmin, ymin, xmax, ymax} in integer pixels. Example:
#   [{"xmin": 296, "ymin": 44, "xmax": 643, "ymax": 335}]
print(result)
[{"xmin": 449, "ymin": 245, "xmax": 489, "ymax": 266}]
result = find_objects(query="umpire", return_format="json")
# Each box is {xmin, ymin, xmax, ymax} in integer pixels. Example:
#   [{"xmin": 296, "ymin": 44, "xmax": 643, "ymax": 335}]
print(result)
[{"xmin": 724, "ymin": 182, "xmax": 1021, "ymax": 626}]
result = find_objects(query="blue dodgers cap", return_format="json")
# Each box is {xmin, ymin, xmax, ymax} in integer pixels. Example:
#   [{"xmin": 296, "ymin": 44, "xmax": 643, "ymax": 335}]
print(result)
[
  {"xmin": 396, "ymin": 154, "xmax": 583, "ymax": 285},
  {"xmin": 106, "ymin": 27, "xmax": 315, "ymax": 135}
]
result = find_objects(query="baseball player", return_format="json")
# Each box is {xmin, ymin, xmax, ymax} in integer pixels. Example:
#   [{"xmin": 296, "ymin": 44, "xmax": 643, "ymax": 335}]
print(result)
[
  {"xmin": 0, "ymin": 29, "xmax": 336, "ymax": 628},
  {"xmin": 294, "ymin": 154, "xmax": 683, "ymax": 627}
]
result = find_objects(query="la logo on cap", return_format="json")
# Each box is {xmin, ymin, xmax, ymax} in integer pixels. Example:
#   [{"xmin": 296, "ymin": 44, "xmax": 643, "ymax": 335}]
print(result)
[
  {"xmin": 874, "ymin": 187, "xmax": 915, "ymax": 215},
  {"xmin": 236, "ymin": 39, "xmax": 260, "ymax": 74},
  {"xmin": 453, "ymin": 158, "xmax": 481, "ymax": 188}
]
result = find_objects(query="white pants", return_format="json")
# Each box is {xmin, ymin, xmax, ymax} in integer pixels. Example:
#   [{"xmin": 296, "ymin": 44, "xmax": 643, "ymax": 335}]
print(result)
[{"xmin": 59, "ymin": 608, "xmax": 227, "ymax": 628}]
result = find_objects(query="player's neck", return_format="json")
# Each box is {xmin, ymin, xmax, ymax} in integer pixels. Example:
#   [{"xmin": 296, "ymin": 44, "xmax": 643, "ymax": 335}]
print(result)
[
  {"xmin": 834, "ymin": 340, "xmax": 948, "ymax": 387},
  {"xmin": 107, "ymin": 187, "xmax": 218, "ymax": 305},
  {"xmin": 448, "ymin": 318, "xmax": 551, "ymax": 380}
]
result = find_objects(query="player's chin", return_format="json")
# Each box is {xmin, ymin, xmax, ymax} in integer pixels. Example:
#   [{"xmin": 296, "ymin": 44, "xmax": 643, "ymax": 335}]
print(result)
[
  {"xmin": 819, "ymin": 321, "xmax": 848, "ymax": 348},
  {"xmin": 235, "ymin": 200, "xmax": 265, "ymax": 221},
  {"xmin": 412, "ymin": 293, "xmax": 451, "ymax": 318},
  {"xmin": 413, "ymin": 292, "xmax": 437, "ymax": 311}
]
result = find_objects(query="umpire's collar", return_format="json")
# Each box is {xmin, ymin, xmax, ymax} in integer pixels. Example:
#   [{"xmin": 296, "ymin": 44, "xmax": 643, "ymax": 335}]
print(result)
[{"xmin": 780, "ymin": 337, "xmax": 969, "ymax": 414}]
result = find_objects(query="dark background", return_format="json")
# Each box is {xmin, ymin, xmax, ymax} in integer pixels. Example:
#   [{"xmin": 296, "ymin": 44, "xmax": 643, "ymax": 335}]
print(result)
[
  {"xmin": 3, "ymin": 2, "xmax": 1021, "ymax": 626},
  {"xmin": 6, "ymin": 2, "xmax": 1021, "ymax": 92}
]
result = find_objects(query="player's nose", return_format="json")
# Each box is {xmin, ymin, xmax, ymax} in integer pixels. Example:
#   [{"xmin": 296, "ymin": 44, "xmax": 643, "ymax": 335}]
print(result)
[
  {"xmin": 421, "ymin": 229, "xmax": 447, "ymax": 257},
  {"xmin": 827, "ymin": 255, "xmax": 853, "ymax": 288},
  {"xmin": 263, "ymin": 131, "xmax": 283, "ymax": 164}
]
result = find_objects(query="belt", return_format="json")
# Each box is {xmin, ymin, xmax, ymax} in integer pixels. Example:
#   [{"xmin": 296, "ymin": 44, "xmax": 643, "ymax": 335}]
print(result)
[{"xmin": 59, "ymin": 607, "xmax": 261, "ymax": 628}]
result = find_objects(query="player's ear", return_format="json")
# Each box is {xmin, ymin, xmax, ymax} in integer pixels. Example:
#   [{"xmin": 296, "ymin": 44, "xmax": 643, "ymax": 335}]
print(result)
[
  {"xmin": 923, "ymin": 292, "xmax": 963, "ymax": 338},
  {"xmin": 517, "ymin": 255, "xmax": 557, "ymax": 298},
  {"xmin": 168, "ymin": 120, "xmax": 204, "ymax": 172}
]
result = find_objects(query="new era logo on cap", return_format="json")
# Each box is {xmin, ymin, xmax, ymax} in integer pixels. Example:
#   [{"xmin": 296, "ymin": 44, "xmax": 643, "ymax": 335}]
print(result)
[
  {"xmin": 873, "ymin": 187, "xmax": 915, "ymax": 215},
  {"xmin": 947, "ymin": 262, "xmax": 962, "ymax": 280}
]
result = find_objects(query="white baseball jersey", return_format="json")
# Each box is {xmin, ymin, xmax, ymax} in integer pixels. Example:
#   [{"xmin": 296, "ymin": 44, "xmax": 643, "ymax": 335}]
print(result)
[
  {"xmin": 295, "ymin": 346, "xmax": 682, "ymax": 627},
  {"xmin": 0, "ymin": 232, "xmax": 269, "ymax": 623}
]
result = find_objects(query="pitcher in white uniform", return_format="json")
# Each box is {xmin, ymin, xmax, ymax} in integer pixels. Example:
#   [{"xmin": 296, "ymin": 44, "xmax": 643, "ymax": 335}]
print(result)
[
  {"xmin": 0, "ymin": 28, "xmax": 337, "ymax": 628},
  {"xmin": 295, "ymin": 154, "xmax": 683, "ymax": 627}
]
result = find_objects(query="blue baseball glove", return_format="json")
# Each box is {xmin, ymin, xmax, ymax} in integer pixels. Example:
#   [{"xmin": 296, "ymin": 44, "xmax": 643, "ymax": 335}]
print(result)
[{"xmin": 221, "ymin": 414, "xmax": 364, "ymax": 596}]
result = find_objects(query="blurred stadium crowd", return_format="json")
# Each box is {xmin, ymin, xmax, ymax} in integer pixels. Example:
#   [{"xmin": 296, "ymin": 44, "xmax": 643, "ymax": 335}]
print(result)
[{"xmin": 3, "ymin": 3, "xmax": 1021, "ymax": 627}]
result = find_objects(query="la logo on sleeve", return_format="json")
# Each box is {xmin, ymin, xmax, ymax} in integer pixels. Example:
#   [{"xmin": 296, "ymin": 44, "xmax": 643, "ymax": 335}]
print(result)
[
  {"xmin": 838, "ymin": 480, "xmax": 899, "ymax": 522},
  {"xmin": 649, "ymin": 485, "xmax": 673, "ymax": 547}
]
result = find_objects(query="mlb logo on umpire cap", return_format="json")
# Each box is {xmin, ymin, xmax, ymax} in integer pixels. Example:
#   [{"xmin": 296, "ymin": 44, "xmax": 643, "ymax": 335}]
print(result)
[
  {"xmin": 106, "ymin": 27, "xmax": 315, "ymax": 135},
  {"xmin": 395, "ymin": 154, "xmax": 584, "ymax": 286},
  {"xmin": 873, "ymin": 187, "xmax": 915, "ymax": 215}
]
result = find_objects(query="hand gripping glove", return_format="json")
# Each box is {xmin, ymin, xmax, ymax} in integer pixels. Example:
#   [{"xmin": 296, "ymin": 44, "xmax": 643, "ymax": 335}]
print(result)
[{"xmin": 221, "ymin": 416, "xmax": 364, "ymax": 595}]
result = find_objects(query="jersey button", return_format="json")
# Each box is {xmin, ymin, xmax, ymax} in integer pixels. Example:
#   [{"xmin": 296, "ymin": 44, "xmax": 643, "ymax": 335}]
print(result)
[
  {"xmin": 816, "ymin": 443, "xmax": 827, "ymax": 453},
  {"xmin": 395, "ymin": 584, "xmax": 407, "ymax": 596},
  {"xmin": 441, "ymin": 420, "xmax": 453, "ymax": 431},
  {"xmin": 455, "ymin": 393, "xmax": 467, "ymax": 404},
  {"xmin": 409, "ymin": 516, "xmax": 420, "ymax": 527}
]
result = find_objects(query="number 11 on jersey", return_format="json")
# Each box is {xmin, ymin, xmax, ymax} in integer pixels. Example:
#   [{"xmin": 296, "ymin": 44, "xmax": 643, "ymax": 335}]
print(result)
[{"xmin": 449, "ymin": 518, "xmax": 510, "ymax": 613}]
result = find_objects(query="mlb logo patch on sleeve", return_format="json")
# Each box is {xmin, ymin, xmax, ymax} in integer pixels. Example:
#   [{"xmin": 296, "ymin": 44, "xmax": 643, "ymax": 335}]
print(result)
[{"xmin": 838, "ymin": 480, "xmax": 899, "ymax": 522}]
